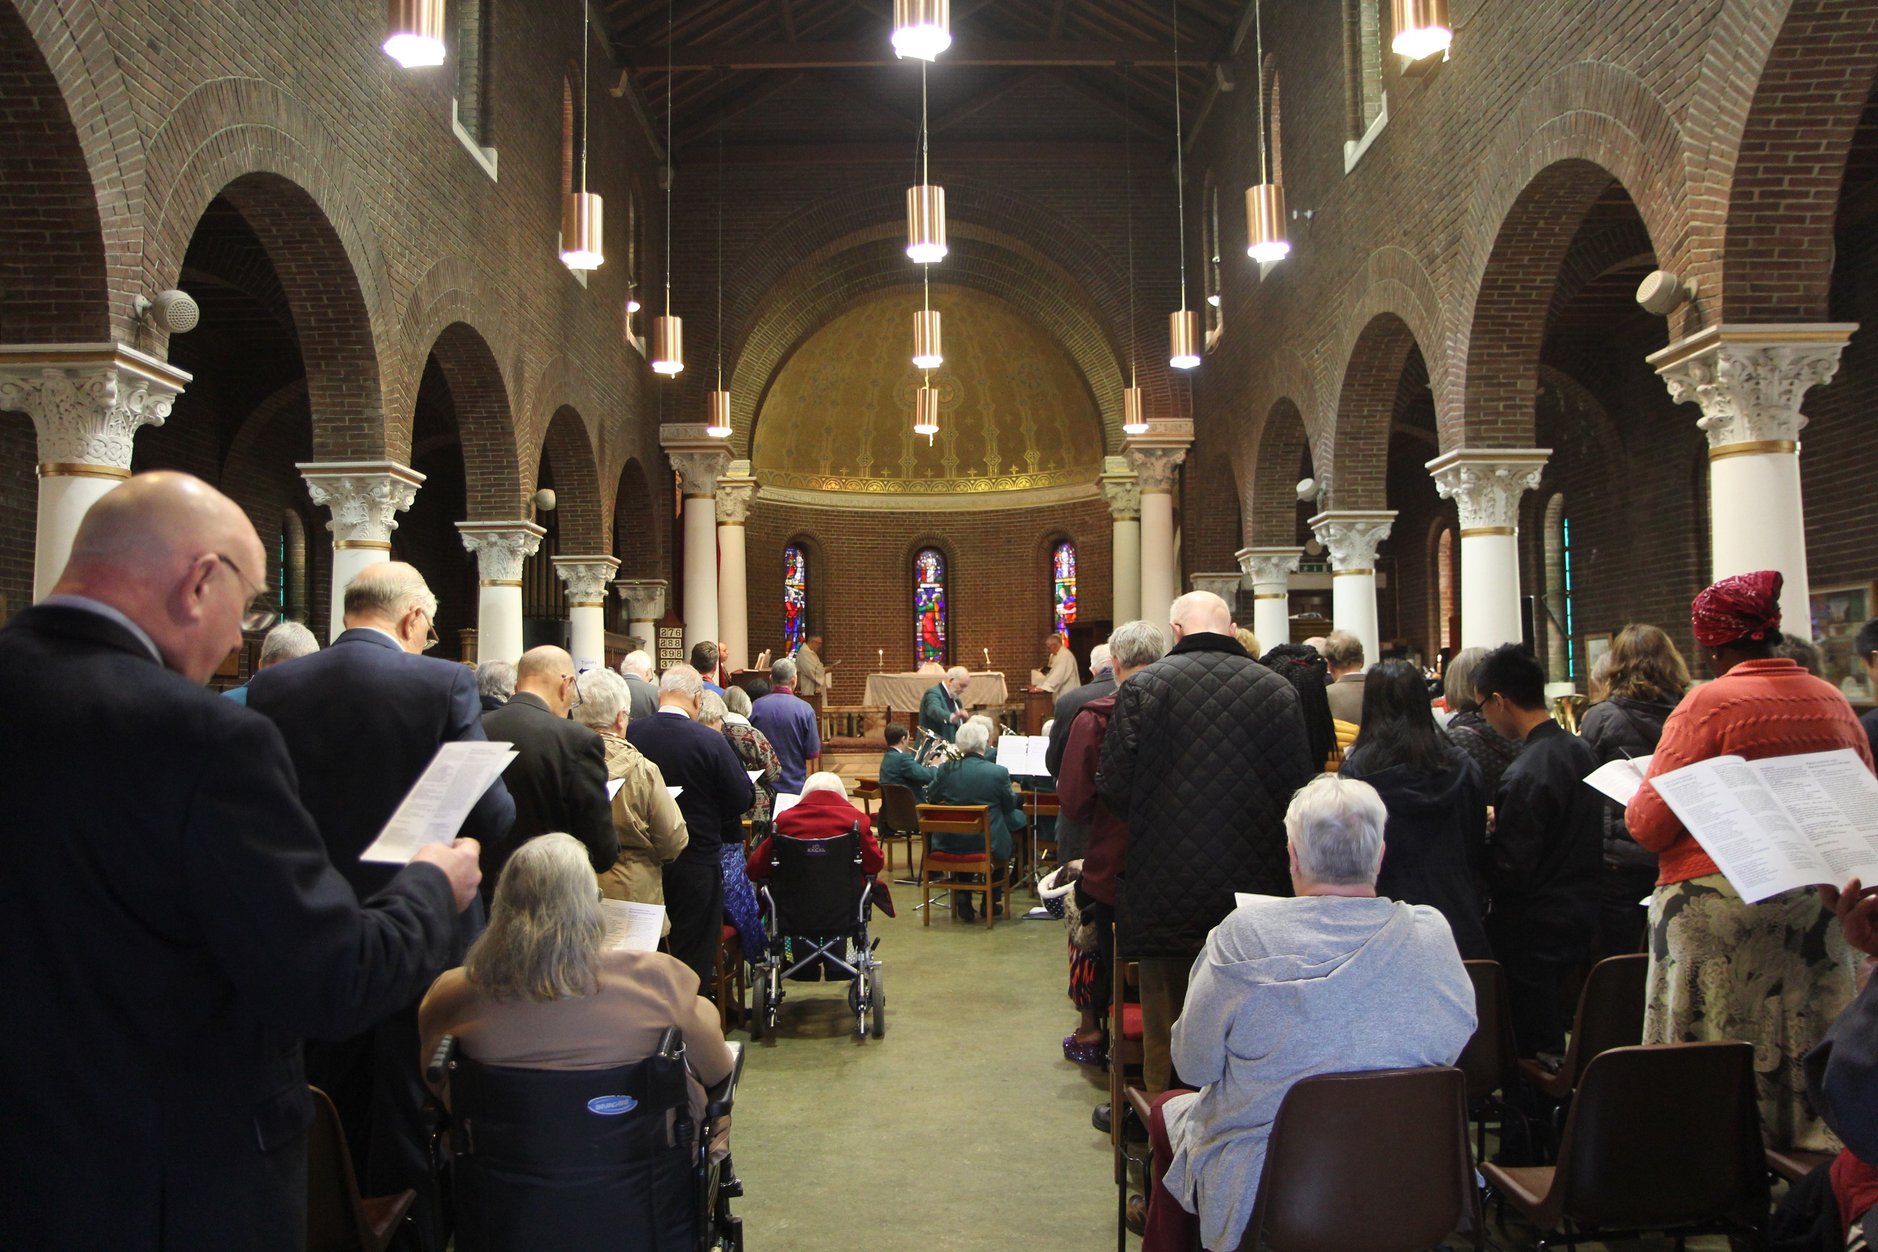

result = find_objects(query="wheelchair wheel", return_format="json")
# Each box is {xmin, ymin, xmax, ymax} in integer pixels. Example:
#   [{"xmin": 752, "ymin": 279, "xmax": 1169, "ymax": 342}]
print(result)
[
  {"xmin": 870, "ymin": 965, "xmax": 887, "ymax": 1038},
  {"xmin": 755, "ymin": 970, "xmax": 774, "ymax": 1036}
]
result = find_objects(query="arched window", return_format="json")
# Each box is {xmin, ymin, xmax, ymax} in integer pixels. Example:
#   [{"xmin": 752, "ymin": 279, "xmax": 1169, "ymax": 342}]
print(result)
[
  {"xmin": 1434, "ymin": 524, "xmax": 1456, "ymax": 654},
  {"xmin": 1344, "ymin": 0, "xmax": 1385, "ymax": 139},
  {"xmin": 449, "ymin": 0, "xmax": 491, "ymax": 146},
  {"xmin": 1052, "ymin": 540, "xmax": 1078, "ymax": 637},
  {"xmin": 560, "ymin": 74, "xmax": 583, "ymax": 197},
  {"xmin": 783, "ymin": 543, "xmax": 809, "ymax": 652},
  {"xmin": 280, "ymin": 510, "xmax": 307, "ymax": 625},
  {"xmin": 1266, "ymin": 62, "xmax": 1284, "ymax": 188},
  {"xmin": 1203, "ymin": 173, "xmax": 1223, "ymax": 346},
  {"xmin": 914, "ymin": 547, "xmax": 948, "ymax": 666},
  {"xmin": 1542, "ymin": 495, "xmax": 1575, "ymax": 682}
]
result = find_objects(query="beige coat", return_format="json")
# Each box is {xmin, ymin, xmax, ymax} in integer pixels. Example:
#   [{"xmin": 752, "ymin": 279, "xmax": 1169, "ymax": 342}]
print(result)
[{"xmin": 596, "ymin": 733, "xmax": 688, "ymax": 932}]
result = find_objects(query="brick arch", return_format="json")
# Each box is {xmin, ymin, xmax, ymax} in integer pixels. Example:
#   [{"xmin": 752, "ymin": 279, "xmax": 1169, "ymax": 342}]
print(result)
[
  {"xmin": 0, "ymin": 2, "xmax": 110, "ymax": 343},
  {"xmin": 394, "ymin": 254, "xmax": 526, "ymax": 458},
  {"xmin": 519, "ymin": 353, "xmax": 600, "ymax": 474},
  {"xmin": 612, "ymin": 457, "xmax": 658, "ymax": 578},
  {"xmin": 1547, "ymin": 214, "xmax": 1656, "ymax": 327},
  {"xmin": 1327, "ymin": 313, "xmax": 1423, "ymax": 511},
  {"xmin": 1237, "ymin": 342, "xmax": 1323, "ymax": 484},
  {"xmin": 534, "ymin": 405, "xmax": 604, "ymax": 554},
  {"xmin": 222, "ymin": 377, "xmax": 312, "ymax": 535},
  {"xmin": 424, "ymin": 322, "xmax": 525, "ymax": 522},
  {"xmin": 730, "ymin": 228, "xmax": 1126, "ymax": 454},
  {"xmin": 1248, "ymin": 397, "xmax": 1312, "ymax": 547},
  {"xmin": 141, "ymin": 78, "xmax": 392, "ymax": 459},
  {"xmin": 1716, "ymin": 0, "xmax": 1878, "ymax": 322},
  {"xmin": 1330, "ymin": 246, "xmax": 1446, "ymax": 444},
  {"xmin": 6, "ymin": 0, "xmax": 140, "ymax": 342}
]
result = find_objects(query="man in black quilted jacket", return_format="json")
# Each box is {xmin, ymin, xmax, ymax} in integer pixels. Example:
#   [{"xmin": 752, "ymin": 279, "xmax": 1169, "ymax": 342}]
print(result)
[{"xmin": 1098, "ymin": 590, "xmax": 1317, "ymax": 1093}]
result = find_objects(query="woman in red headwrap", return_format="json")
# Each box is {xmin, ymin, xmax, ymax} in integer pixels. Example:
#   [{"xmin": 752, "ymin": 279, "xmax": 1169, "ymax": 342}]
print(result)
[{"xmin": 1627, "ymin": 570, "xmax": 1875, "ymax": 1151}]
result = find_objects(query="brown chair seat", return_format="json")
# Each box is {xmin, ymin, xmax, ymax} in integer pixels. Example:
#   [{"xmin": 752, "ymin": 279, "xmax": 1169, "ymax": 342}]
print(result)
[
  {"xmin": 1517, "ymin": 952, "xmax": 1648, "ymax": 1103},
  {"xmin": 1766, "ymin": 1147, "xmax": 1834, "ymax": 1183},
  {"xmin": 306, "ymin": 1086, "xmax": 414, "ymax": 1252}
]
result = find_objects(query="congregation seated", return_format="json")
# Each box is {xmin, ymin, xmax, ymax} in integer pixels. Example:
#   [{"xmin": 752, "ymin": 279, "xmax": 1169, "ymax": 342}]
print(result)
[
  {"xmin": 877, "ymin": 722, "xmax": 936, "ymax": 804},
  {"xmin": 1140, "ymin": 774, "xmax": 1477, "ymax": 1252},
  {"xmin": 420, "ymin": 833, "xmax": 734, "ymax": 1139}
]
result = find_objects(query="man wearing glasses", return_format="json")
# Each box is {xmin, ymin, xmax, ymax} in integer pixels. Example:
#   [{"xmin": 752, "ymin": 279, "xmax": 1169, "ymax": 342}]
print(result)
[
  {"xmin": 0, "ymin": 473, "xmax": 483, "ymax": 1249},
  {"xmin": 246, "ymin": 559, "xmax": 516, "ymax": 1251}
]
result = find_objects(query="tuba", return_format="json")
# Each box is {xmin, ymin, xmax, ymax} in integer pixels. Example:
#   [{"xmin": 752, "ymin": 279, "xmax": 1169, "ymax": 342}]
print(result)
[{"xmin": 915, "ymin": 726, "xmax": 964, "ymax": 766}]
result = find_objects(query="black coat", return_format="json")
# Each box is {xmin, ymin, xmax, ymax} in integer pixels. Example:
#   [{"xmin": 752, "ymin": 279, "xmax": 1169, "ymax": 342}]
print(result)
[
  {"xmin": 1340, "ymin": 743, "xmax": 1492, "ymax": 960},
  {"xmin": 1486, "ymin": 721, "xmax": 1602, "ymax": 961},
  {"xmin": 1577, "ymin": 695, "xmax": 1676, "ymax": 872},
  {"xmin": 481, "ymin": 692, "xmax": 618, "ymax": 880},
  {"xmin": 0, "ymin": 605, "xmax": 459, "ymax": 1249},
  {"xmin": 1097, "ymin": 632, "xmax": 1316, "ymax": 959},
  {"xmin": 627, "ymin": 709, "xmax": 756, "ymax": 864}
]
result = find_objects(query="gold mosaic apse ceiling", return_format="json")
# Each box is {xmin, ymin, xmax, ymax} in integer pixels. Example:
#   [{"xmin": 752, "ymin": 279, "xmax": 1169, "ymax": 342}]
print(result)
[{"xmin": 751, "ymin": 286, "xmax": 1103, "ymax": 502}]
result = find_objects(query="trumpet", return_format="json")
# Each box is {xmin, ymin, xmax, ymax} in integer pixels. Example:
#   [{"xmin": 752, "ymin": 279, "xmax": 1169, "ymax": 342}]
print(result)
[{"xmin": 915, "ymin": 726, "xmax": 964, "ymax": 765}]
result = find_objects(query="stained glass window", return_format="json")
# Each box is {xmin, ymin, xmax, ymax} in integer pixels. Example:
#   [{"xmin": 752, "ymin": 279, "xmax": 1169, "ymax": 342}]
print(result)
[
  {"xmin": 783, "ymin": 544, "xmax": 808, "ymax": 652},
  {"xmin": 1052, "ymin": 540, "xmax": 1078, "ymax": 637},
  {"xmin": 914, "ymin": 547, "xmax": 947, "ymax": 666}
]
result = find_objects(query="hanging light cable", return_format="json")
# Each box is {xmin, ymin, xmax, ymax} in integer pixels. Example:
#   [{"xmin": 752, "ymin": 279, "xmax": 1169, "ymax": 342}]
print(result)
[
  {"xmin": 383, "ymin": 0, "xmax": 446, "ymax": 68},
  {"xmin": 1121, "ymin": 67, "xmax": 1147, "ymax": 436},
  {"xmin": 706, "ymin": 89, "xmax": 730, "ymax": 436},
  {"xmin": 650, "ymin": 0, "xmax": 684, "ymax": 375},
  {"xmin": 560, "ymin": 0, "xmax": 604, "ymax": 270},
  {"xmin": 892, "ymin": 0, "xmax": 952, "ymax": 62},
  {"xmin": 1168, "ymin": 1, "xmax": 1201, "ymax": 371},
  {"xmin": 1391, "ymin": 0, "xmax": 1453, "ymax": 61},
  {"xmin": 1245, "ymin": 0, "xmax": 1289, "ymax": 264},
  {"xmin": 906, "ymin": 59, "xmax": 947, "ymax": 264}
]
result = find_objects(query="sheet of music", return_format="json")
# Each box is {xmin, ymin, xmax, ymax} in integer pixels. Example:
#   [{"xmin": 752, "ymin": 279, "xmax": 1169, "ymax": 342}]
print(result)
[
  {"xmin": 360, "ymin": 741, "xmax": 517, "ymax": 864},
  {"xmin": 600, "ymin": 899, "xmax": 665, "ymax": 952}
]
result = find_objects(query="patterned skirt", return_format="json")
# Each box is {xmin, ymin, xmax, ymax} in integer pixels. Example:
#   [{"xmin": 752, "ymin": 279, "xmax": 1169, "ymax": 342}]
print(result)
[{"xmin": 1644, "ymin": 872, "xmax": 1857, "ymax": 1151}]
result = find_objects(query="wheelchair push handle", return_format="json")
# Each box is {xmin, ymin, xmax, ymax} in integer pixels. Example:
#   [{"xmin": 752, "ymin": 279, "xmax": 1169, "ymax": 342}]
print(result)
[{"xmin": 426, "ymin": 1033, "xmax": 458, "ymax": 1086}]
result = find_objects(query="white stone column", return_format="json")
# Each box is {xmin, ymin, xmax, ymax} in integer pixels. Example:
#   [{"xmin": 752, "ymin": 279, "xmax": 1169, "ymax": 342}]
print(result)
[
  {"xmin": 613, "ymin": 579, "xmax": 668, "ymax": 655},
  {"xmin": 554, "ymin": 555, "xmax": 620, "ymax": 672},
  {"xmin": 299, "ymin": 462, "xmax": 425, "ymax": 642},
  {"xmin": 1309, "ymin": 510, "xmax": 1396, "ymax": 664},
  {"xmin": 457, "ymin": 520, "xmax": 544, "ymax": 664},
  {"xmin": 1125, "ymin": 422, "xmax": 1192, "ymax": 640},
  {"xmin": 1237, "ymin": 546, "xmax": 1299, "ymax": 652},
  {"xmin": 663, "ymin": 426, "xmax": 731, "ymax": 655},
  {"xmin": 1426, "ymin": 448, "xmax": 1550, "ymax": 650},
  {"xmin": 715, "ymin": 460, "xmax": 759, "ymax": 673},
  {"xmin": 0, "ymin": 344, "xmax": 190, "ymax": 601},
  {"xmin": 1100, "ymin": 456, "xmax": 1142, "ymax": 623},
  {"xmin": 1650, "ymin": 323, "xmax": 1856, "ymax": 633}
]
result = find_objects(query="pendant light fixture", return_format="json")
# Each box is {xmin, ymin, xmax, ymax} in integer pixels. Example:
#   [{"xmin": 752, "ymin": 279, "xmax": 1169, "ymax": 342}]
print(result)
[
  {"xmin": 1391, "ymin": 0, "xmax": 1453, "ymax": 61},
  {"xmin": 913, "ymin": 377, "xmax": 940, "ymax": 441},
  {"xmin": 1120, "ymin": 68, "xmax": 1148, "ymax": 436},
  {"xmin": 906, "ymin": 60, "xmax": 947, "ymax": 264},
  {"xmin": 650, "ymin": 0, "xmax": 684, "ymax": 376},
  {"xmin": 1244, "ymin": 0, "xmax": 1290, "ymax": 264},
  {"xmin": 1167, "ymin": 0, "xmax": 1201, "ymax": 371},
  {"xmin": 559, "ymin": 0, "xmax": 604, "ymax": 271},
  {"xmin": 705, "ymin": 89, "xmax": 731, "ymax": 438},
  {"xmin": 912, "ymin": 274, "xmax": 943, "ymax": 369},
  {"xmin": 891, "ymin": 0, "xmax": 951, "ymax": 62},
  {"xmin": 383, "ymin": 0, "xmax": 446, "ymax": 67}
]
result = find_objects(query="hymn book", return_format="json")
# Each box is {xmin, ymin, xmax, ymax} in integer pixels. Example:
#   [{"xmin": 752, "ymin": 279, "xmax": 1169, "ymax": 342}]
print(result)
[
  {"xmin": 360, "ymin": 741, "xmax": 517, "ymax": 864},
  {"xmin": 1649, "ymin": 748, "xmax": 1878, "ymax": 902}
]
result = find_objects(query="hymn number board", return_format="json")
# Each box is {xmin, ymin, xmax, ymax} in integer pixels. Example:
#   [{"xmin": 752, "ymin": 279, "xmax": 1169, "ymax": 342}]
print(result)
[{"xmin": 657, "ymin": 624, "xmax": 686, "ymax": 674}]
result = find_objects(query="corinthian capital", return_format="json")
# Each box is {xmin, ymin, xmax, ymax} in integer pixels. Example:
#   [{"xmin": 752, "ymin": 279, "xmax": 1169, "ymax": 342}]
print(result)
[
  {"xmin": 1308, "ymin": 510, "xmax": 1395, "ymax": 572},
  {"xmin": 663, "ymin": 424, "xmax": 732, "ymax": 497},
  {"xmin": 1425, "ymin": 449, "xmax": 1549, "ymax": 531},
  {"xmin": 1236, "ymin": 546, "xmax": 1299, "ymax": 588},
  {"xmin": 457, "ymin": 520, "xmax": 545, "ymax": 583},
  {"xmin": 553, "ymin": 555, "xmax": 621, "ymax": 606},
  {"xmin": 299, "ymin": 462, "xmax": 425, "ymax": 545},
  {"xmin": 1123, "ymin": 421, "xmax": 1193, "ymax": 494},
  {"xmin": 716, "ymin": 460, "xmax": 759, "ymax": 524},
  {"xmin": 1099, "ymin": 456, "xmax": 1141, "ymax": 520},
  {"xmin": 1648, "ymin": 323, "xmax": 1856, "ymax": 448},
  {"xmin": 1190, "ymin": 572, "xmax": 1244, "ymax": 602},
  {"xmin": 613, "ymin": 578, "xmax": 668, "ymax": 621},
  {"xmin": 0, "ymin": 344, "xmax": 190, "ymax": 469}
]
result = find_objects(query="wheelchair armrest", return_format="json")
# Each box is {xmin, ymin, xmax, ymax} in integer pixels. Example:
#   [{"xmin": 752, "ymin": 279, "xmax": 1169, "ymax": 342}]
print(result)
[
  {"xmin": 704, "ymin": 1041, "xmax": 745, "ymax": 1120},
  {"xmin": 426, "ymin": 1033, "xmax": 457, "ymax": 1087}
]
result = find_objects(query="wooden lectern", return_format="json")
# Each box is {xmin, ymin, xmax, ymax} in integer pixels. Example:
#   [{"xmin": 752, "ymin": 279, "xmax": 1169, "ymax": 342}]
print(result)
[{"xmin": 1022, "ymin": 688, "xmax": 1054, "ymax": 735}]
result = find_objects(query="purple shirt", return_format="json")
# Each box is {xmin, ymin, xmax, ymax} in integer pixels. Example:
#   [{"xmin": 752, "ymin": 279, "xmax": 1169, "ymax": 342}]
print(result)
[{"xmin": 749, "ymin": 688, "xmax": 821, "ymax": 793}]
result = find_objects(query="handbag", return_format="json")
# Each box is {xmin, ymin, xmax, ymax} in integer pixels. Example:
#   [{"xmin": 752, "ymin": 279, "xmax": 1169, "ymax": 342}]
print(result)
[{"xmin": 1042, "ymin": 865, "xmax": 1098, "ymax": 952}]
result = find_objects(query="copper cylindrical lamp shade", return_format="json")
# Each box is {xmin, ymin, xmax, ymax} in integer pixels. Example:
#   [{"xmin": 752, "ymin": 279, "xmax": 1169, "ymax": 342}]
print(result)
[
  {"xmin": 706, "ymin": 390, "xmax": 732, "ymax": 438},
  {"xmin": 559, "ymin": 191, "xmax": 604, "ymax": 270},
  {"xmin": 1245, "ymin": 183, "xmax": 1291, "ymax": 264},
  {"xmin": 1169, "ymin": 309, "xmax": 1202, "ymax": 370},
  {"xmin": 1122, "ymin": 386, "xmax": 1148, "ymax": 435},
  {"xmin": 912, "ymin": 308, "xmax": 943, "ymax": 369},
  {"xmin": 383, "ymin": 0, "xmax": 446, "ymax": 66},
  {"xmin": 907, "ymin": 184, "xmax": 948, "ymax": 264},
  {"xmin": 891, "ymin": 0, "xmax": 952, "ymax": 61},
  {"xmin": 651, "ymin": 315, "xmax": 684, "ymax": 376},
  {"xmin": 913, "ymin": 384, "xmax": 941, "ymax": 437},
  {"xmin": 1391, "ymin": 0, "xmax": 1452, "ymax": 59}
]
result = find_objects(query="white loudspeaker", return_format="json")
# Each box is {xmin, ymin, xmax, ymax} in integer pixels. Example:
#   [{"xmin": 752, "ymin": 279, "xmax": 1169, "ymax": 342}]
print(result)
[
  {"xmin": 1636, "ymin": 270, "xmax": 1694, "ymax": 317},
  {"xmin": 533, "ymin": 488, "xmax": 557, "ymax": 513},
  {"xmin": 1296, "ymin": 476, "xmax": 1319, "ymax": 502},
  {"xmin": 134, "ymin": 289, "xmax": 200, "ymax": 334}
]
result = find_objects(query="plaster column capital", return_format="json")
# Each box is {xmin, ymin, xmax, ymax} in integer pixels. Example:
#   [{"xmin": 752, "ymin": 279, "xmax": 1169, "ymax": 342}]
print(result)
[
  {"xmin": 1425, "ymin": 448, "xmax": 1550, "ymax": 532},
  {"xmin": 553, "ymin": 555, "xmax": 621, "ymax": 606},
  {"xmin": 1190, "ymin": 572, "xmax": 1244, "ymax": 602},
  {"xmin": 715, "ymin": 460, "xmax": 759, "ymax": 524},
  {"xmin": 1099, "ymin": 455, "xmax": 1141, "ymax": 520},
  {"xmin": 1235, "ymin": 546, "xmax": 1300, "ymax": 587},
  {"xmin": 613, "ymin": 578, "xmax": 669, "ymax": 620},
  {"xmin": 0, "ymin": 343, "xmax": 190, "ymax": 471},
  {"xmin": 1648, "ymin": 323, "xmax": 1856, "ymax": 448},
  {"xmin": 457, "ymin": 520, "xmax": 545, "ymax": 583},
  {"xmin": 1122, "ymin": 420, "xmax": 1193, "ymax": 494},
  {"xmin": 1308, "ymin": 510, "xmax": 1396, "ymax": 573},
  {"xmin": 299, "ymin": 461, "xmax": 425, "ymax": 546},
  {"xmin": 663, "ymin": 425, "xmax": 733, "ymax": 497}
]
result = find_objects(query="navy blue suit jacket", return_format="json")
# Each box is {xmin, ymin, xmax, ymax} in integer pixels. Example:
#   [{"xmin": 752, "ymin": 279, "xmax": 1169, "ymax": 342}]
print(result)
[
  {"xmin": 247, "ymin": 628, "xmax": 515, "ymax": 943},
  {"xmin": 0, "ymin": 605, "xmax": 460, "ymax": 1249},
  {"xmin": 628, "ymin": 709, "xmax": 755, "ymax": 862}
]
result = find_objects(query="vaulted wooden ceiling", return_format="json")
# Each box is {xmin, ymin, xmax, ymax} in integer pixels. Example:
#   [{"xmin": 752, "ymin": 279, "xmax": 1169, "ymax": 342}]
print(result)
[{"xmin": 601, "ymin": 0, "xmax": 1250, "ymax": 158}]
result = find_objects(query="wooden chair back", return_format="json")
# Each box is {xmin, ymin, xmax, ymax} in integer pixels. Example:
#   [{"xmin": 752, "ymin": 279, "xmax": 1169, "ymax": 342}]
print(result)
[{"xmin": 916, "ymin": 803, "xmax": 997, "ymax": 928}]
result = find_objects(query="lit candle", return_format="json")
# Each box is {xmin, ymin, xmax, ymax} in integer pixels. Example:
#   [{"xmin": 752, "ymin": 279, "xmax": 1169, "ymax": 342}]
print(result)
[
  {"xmin": 878, "ymin": 648, "xmax": 884, "ymax": 670},
  {"xmin": 983, "ymin": 646, "xmax": 991, "ymax": 670}
]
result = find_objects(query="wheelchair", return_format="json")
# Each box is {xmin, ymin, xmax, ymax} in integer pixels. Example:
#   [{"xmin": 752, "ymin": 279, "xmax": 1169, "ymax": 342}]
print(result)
[
  {"xmin": 753, "ymin": 825, "xmax": 886, "ymax": 1040},
  {"xmin": 427, "ymin": 1029, "xmax": 744, "ymax": 1251}
]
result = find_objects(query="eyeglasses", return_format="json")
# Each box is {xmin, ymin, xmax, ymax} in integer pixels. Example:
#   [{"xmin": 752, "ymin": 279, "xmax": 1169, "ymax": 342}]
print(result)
[
  {"xmin": 215, "ymin": 554, "xmax": 279, "ymax": 632},
  {"xmin": 415, "ymin": 607, "xmax": 440, "ymax": 653},
  {"xmin": 563, "ymin": 673, "xmax": 583, "ymax": 711}
]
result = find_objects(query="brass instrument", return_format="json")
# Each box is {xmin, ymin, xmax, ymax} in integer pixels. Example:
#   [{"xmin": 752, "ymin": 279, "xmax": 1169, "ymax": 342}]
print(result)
[
  {"xmin": 915, "ymin": 726, "xmax": 964, "ymax": 766},
  {"xmin": 1550, "ymin": 693, "xmax": 1587, "ymax": 735}
]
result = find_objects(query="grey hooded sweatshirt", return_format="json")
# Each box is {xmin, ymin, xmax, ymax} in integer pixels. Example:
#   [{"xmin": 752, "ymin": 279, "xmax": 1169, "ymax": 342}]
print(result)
[{"xmin": 1160, "ymin": 894, "xmax": 1477, "ymax": 1250}]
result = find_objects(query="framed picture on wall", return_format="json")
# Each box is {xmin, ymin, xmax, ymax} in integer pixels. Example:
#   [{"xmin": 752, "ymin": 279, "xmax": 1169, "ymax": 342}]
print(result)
[
  {"xmin": 1583, "ymin": 632, "xmax": 1613, "ymax": 677},
  {"xmin": 1811, "ymin": 582, "xmax": 1876, "ymax": 706}
]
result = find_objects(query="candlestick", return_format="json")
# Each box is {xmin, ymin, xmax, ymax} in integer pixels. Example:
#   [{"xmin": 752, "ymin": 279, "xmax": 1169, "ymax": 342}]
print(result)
[
  {"xmin": 878, "ymin": 648, "xmax": 884, "ymax": 671},
  {"xmin": 982, "ymin": 646, "xmax": 991, "ymax": 670}
]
